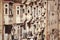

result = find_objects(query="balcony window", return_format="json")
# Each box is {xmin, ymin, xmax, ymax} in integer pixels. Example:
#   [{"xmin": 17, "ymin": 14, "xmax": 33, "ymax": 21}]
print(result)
[{"xmin": 28, "ymin": 10, "xmax": 29, "ymax": 13}]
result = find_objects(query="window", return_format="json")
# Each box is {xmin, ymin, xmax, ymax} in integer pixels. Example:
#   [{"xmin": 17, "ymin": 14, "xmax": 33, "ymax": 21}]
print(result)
[
  {"xmin": 5, "ymin": 8, "xmax": 7, "ymax": 14},
  {"xmin": 16, "ymin": 6, "xmax": 20, "ymax": 15},
  {"xmin": 28, "ymin": 10, "xmax": 29, "ymax": 13},
  {"xmin": 17, "ymin": 10, "xmax": 19, "ymax": 14},
  {"xmin": 27, "ymin": 6, "xmax": 31, "ymax": 14},
  {"xmin": 4, "ymin": 4, "xmax": 9, "ymax": 15}
]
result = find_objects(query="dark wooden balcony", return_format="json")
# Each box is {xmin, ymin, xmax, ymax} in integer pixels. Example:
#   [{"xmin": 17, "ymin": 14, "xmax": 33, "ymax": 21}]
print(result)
[
  {"xmin": 13, "ymin": 0, "xmax": 22, "ymax": 3},
  {"xmin": 4, "ymin": 0, "xmax": 14, "ymax": 1},
  {"xmin": 4, "ymin": 0, "xmax": 14, "ymax": 3},
  {"xmin": 4, "ymin": 0, "xmax": 22, "ymax": 3}
]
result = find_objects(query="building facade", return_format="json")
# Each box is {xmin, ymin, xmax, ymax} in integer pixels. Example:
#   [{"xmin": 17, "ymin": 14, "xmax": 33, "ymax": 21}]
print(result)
[{"xmin": 0, "ymin": 0, "xmax": 60, "ymax": 40}]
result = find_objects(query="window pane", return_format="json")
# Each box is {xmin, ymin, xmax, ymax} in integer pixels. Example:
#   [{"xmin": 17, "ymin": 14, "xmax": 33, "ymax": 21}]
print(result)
[
  {"xmin": 5, "ymin": 8, "xmax": 7, "ymax": 14},
  {"xmin": 17, "ymin": 10, "xmax": 19, "ymax": 14}
]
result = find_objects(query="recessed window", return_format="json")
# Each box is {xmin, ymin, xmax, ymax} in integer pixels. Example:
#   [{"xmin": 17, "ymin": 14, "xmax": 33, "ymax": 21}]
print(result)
[
  {"xmin": 16, "ymin": 6, "xmax": 20, "ymax": 15},
  {"xmin": 17, "ymin": 10, "xmax": 19, "ymax": 14},
  {"xmin": 5, "ymin": 8, "xmax": 7, "ymax": 14},
  {"xmin": 4, "ymin": 4, "xmax": 8, "ymax": 14}
]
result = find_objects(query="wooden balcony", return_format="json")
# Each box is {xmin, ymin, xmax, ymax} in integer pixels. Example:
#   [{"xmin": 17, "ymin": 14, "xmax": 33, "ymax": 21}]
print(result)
[
  {"xmin": 4, "ymin": 0, "xmax": 22, "ymax": 3},
  {"xmin": 3, "ymin": 0, "xmax": 14, "ymax": 3},
  {"xmin": 4, "ymin": 0, "xmax": 13, "ymax": 1},
  {"xmin": 13, "ymin": 0, "xmax": 22, "ymax": 3}
]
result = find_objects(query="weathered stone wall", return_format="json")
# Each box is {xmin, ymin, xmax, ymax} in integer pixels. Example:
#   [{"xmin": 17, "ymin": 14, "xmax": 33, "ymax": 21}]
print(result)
[{"xmin": 47, "ymin": 0, "xmax": 59, "ymax": 40}]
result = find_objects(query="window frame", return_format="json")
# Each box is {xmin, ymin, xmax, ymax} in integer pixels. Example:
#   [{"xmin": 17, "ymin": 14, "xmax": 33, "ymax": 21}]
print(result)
[
  {"xmin": 16, "ymin": 6, "xmax": 20, "ymax": 15},
  {"xmin": 4, "ymin": 3, "xmax": 9, "ymax": 15}
]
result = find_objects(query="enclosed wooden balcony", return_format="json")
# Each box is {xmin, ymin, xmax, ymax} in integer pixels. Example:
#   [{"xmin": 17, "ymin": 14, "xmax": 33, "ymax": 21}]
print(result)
[
  {"xmin": 4, "ymin": 0, "xmax": 13, "ymax": 1},
  {"xmin": 4, "ymin": 0, "xmax": 22, "ymax": 3}
]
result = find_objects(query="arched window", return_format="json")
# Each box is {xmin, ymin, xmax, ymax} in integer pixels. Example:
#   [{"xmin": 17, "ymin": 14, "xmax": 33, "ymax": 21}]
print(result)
[
  {"xmin": 16, "ymin": 6, "xmax": 20, "ymax": 15},
  {"xmin": 4, "ymin": 3, "xmax": 9, "ymax": 15}
]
